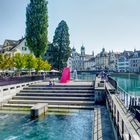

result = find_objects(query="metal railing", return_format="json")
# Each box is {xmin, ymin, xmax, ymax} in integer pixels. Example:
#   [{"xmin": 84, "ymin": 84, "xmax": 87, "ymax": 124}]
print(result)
[{"xmin": 105, "ymin": 86, "xmax": 140, "ymax": 140}]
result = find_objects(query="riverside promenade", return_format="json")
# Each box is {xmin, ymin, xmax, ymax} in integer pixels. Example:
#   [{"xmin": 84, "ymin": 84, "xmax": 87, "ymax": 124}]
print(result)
[
  {"xmin": 0, "ymin": 78, "xmax": 139, "ymax": 140},
  {"xmin": 0, "ymin": 79, "xmax": 115, "ymax": 140},
  {"xmin": 94, "ymin": 76, "xmax": 140, "ymax": 140}
]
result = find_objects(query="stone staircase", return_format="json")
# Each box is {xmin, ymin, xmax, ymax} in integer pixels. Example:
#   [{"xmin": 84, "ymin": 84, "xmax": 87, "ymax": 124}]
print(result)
[{"xmin": 1, "ymin": 84, "xmax": 95, "ymax": 113}]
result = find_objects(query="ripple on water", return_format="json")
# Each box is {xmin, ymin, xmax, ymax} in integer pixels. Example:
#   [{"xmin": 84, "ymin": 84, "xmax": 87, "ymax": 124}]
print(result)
[
  {"xmin": 0, "ymin": 110, "xmax": 94, "ymax": 140},
  {"xmin": 4, "ymin": 136, "xmax": 19, "ymax": 140}
]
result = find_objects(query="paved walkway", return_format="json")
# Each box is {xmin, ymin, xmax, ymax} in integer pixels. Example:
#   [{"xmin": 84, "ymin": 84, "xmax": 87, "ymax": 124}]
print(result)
[
  {"xmin": 93, "ymin": 106, "xmax": 116, "ymax": 140},
  {"xmin": 37, "ymin": 80, "xmax": 93, "ymax": 86}
]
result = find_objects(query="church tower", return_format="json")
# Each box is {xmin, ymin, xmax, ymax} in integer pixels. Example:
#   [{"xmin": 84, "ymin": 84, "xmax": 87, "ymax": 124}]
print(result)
[
  {"xmin": 81, "ymin": 45, "xmax": 85, "ymax": 56},
  {"xmin": 80, "ymin": 45, "xmax": 85, "ymax": 70}
]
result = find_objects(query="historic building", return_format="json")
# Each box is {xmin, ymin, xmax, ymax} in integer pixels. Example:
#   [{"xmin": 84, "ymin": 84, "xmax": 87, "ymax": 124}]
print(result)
[
  {"xmin": 108, "ymin": 51, "xmax": 119, "ymax": 71},
  {"xmin": 117, "ymin": 51, "xmax": 133, "ymax": 72},
  {"xmin": 1, "ymin": 38, "xmax": 31, "ymax": 56},
  {"xmin": 95, "ymin": 48, "xmax": 109, "ymax": 70},
  {"xmin": 71, "ymin": 45, "xmax": 94, "ymax": 71},
  {"xmin": 95, "ymin": 48, "xmax": 119, "ymax": 71},
  {"xmin": 129, "ymin": 50, "xmax": 140, "ymax": 73},
  {"xmin": 84, "ymin": 57, "xmax": 95, "ymax": 70}
]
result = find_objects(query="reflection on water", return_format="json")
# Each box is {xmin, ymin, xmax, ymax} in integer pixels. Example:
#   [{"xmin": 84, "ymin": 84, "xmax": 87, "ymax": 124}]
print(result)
[
  {"xmin": 0, "ymin": 110, "xmax": 94, "ymax": 140},
  {"xmin": 71, "ymin": 72, "xmax": 96, "ymax": 81},
  {"xmin": 112, "ymin": 75, "xmax": 140, "ymax": 95}
]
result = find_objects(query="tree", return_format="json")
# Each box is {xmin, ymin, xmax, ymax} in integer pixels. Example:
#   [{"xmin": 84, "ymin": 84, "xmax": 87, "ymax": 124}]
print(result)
[
  {"xmin": 0, "ymin": 54, "xmax": 14, "ymax": 72},
  {"xmin": 13, "ymin": 53, "xmax": 26, "ymax": 75},
  {"xmin": 35, "ymin": 57, "xmax": 45, "ymax": 72},
  {"xmin": 0, "ymin": 54, "xmax": 5, "ymax": 71},
  {"xmin": 43, "ymin": 60, "xmax": 51, "ymax": 71},
  {"xmin": 26, "ymin": 0, "xmax": 48, "ymax": 57},
  {"xmin": 48, "ymin": 20, "xmax": 71, "ymax": 71},
  {"xmin": 25, "ymin": 54, "xmax": 37, "ymax": 75}
]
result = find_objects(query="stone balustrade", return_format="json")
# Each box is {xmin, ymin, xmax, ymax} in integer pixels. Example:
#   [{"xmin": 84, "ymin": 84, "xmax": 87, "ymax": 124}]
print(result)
[{"xmin": 0, "ymin": 80, "xmax": 42, "ymax": 105}]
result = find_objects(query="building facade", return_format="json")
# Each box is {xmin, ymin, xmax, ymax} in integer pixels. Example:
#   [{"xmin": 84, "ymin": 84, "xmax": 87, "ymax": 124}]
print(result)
[
  {"xmin": 84, "ymin": 57, "xmax": 95, "ymax": 70},
  {"xmin": 129, "ymin": 50, "xmax": 140, "ymax": 73},
  {"xmin": 1, "ymin": 38, "xmax": 31, "ymax": 56},
  {"xmin": 117, "ymin": 51, "xmax": 133, "ymax": 72},
  {"xmin": 108, "ymin": 51, "xmax": 119, "ymax": 71},
  {"xmin": 117, "ymin": 55, "xmax": 130, "ymax": 72},
  {"xmin": 71, "ymin": 45, "xmax": 94, "ymax": 71},
  {"xmin": 95, "ymin": 48, "xmax": 109, "ymax": 70}
]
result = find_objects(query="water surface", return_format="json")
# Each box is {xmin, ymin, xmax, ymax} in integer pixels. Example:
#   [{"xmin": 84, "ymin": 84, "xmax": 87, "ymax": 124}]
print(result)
[
  {"xmin": 0, "ymin": 110, "xmax": 93, "ymax": 140},
  {"xmin": 112, "ymin": 75, "xmax": 140, "ymax": 96}
]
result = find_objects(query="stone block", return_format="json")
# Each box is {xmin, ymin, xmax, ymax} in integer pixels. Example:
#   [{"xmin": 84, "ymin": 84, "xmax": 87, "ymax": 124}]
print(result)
[{"xmin": 31, "ymin": 103, "xmax": 48, "ymax": 118}]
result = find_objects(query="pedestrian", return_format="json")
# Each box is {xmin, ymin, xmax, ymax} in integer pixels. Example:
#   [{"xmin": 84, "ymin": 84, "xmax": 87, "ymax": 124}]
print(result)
[
  {"xmin": 48, "ymin": 80, "xmax": 52, "ymax": 87},
  {"xmin": 52, "ymin": 80, "xmax": 55, "ymax": 86},
  {"xmin": 43, "ymin": 73, "xmax": 45, "ymax": 80}
]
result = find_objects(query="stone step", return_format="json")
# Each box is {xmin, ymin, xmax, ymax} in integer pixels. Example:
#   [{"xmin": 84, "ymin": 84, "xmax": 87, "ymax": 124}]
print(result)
[
  {"xmin": 17, "ymin": 92, "xmax": 95, "ymax": 97},
  {"xmin": 2, "ymin": 104, "xmax": 94, "ymax": 110},
  {"xmin": 24, "ymin": 87, "xmax": 94, "ymax": 90},
  {"xmin": 30, "ymin": 85, "xmax": 93, "ymax": 88},
  {"xmin": 13, "ymin": 96, "xmax": 95, "ymax": 101},
  {"xmin": 1, "ymin": 107, "xmax": 31, "ymax": 111},
  {"xmin": 49, "ymin": 105, "xmax": 94, "ymax": 110},
  {"xmin": 8, "ymin": 99, "xmax": 95, "ymax": 105},
  {"xmin": 20, "ymin": 90, "xmax": 94, "ymax": 93},
  {"xmin": 3, "ymin": 103, "xmax": 34, "ymax": 108},
  {"xmin": 0, "ymin": 110, "xmax": 30, "ymax": 114}
]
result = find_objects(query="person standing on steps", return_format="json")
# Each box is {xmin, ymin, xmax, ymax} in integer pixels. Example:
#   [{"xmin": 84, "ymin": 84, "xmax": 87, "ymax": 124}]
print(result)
[{"xmin": 52, "ymin": 80, "xmax": 55, "ymax": 86}]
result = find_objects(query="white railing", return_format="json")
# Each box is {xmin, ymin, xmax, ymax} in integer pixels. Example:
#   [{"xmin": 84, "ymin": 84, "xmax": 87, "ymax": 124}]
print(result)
[
  {"xmin": 0, "ymin": 80, "xmax": 42, "ymax": 106},
  {"xmin": 117, "ymin": 86, "xmax": 140, "ymax": 107},
  {"xmin": 105, "ymin": 87, "xmax": 140, "ymax": 140}
]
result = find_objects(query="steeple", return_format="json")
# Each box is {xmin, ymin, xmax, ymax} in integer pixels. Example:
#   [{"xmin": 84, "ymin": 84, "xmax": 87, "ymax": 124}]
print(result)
[
  {"xmin": 81, "ymin": 44, "xmax": 85, "ymax": 56},
  {"xmin": 72, "ymin": 46, "xmax": 76, "ymax": 52}
]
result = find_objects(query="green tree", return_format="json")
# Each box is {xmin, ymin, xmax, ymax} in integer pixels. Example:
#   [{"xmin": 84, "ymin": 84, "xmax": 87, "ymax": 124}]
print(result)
[
  {"xmin": 13, "ymin": 53, "xmax": 26, "ymax": 75},
  {"xmin": 48, "ymin": 20, "xmax": 71, "ymax": 71},
  {"xmin": 35, "ymin": 57, "xmax": 45, "ymax": 72},
  {"xmin": 43, "ymin": 60, "xmax": 51, "ymax": 71},
  {"xmin": 25, "ymin": 54, "xmax": 37, "ymax": 75},
  {"xmin": 0, "ymin": 54, "xmax": 14, "ymax": 72},
  {"xmin": 26, "ymin": 0, "xmax": 48, "ymax": 57},
  {"xmin": 0, "ymin": 54, "xmax": 5, "ymax": 71}
]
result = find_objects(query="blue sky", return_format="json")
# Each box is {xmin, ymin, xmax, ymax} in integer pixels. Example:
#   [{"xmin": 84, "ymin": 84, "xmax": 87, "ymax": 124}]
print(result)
[{"xmin": 0, "ymin": 0, "xmax": 140, "ymax": 55}]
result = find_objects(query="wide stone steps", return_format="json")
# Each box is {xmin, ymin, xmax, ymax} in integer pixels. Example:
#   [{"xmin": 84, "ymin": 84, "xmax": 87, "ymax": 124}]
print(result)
[
  {"xmin": 8, "ymin": 99, "xmax": 95, "ymax": 105},
  {"xmin": 13, "ymin": 96, "xmax": 94, "ymax": 101},
  {"xmin": 20, "ymin": 90, "xmax": 93, "ymax": 93},
  {"xmin": 17, "ymin": 92, "xmax": 94, "ymax": 97},
  {"xmin": 1, "ymin": 83, "xmax": 95, "ymax": 112}
]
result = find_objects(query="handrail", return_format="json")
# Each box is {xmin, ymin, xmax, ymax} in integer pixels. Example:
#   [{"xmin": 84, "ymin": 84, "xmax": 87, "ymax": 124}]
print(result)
[{"xmin": 105, "ymin": 86, "xmax": 140, "ymax": 140}]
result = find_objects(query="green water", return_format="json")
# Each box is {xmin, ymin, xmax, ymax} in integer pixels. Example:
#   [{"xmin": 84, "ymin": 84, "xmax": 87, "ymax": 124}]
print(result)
[
  {"xmin": 71, "ymin": 72, "xmax": 96, "ymax": 81},
  {"xmin": 0, "ymin": 110, "xmax": 93, "ymax": 140},
  {"xmin": 112, "ymin": 75, "xmax": 140, "ymax": 96}
]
